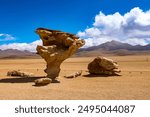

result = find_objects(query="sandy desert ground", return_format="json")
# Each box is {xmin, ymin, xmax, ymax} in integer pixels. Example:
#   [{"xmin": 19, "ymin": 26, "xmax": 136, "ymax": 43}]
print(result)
[{"xmin": 0, "ymin": 55, "xmax": 150, "ymax": 100}]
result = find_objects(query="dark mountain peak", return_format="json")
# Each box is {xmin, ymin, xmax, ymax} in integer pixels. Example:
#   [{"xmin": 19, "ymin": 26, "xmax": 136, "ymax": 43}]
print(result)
[
  {"xmin": 107, "ymin": 40, "xmax": 122, "ymax": 44},
  {"xmin": 80, "ymin": 40, "xmax": 131, "ymax": 51},
  {"xmin": 101, "ymin": 40, "xmax": 131, "ymax": 46},
  {"xmin": 97, "ymin": 40, "xmax": 132, "ymax": 50},
  {"xmin": 145, "ymin": 44, "xmax": 150, "ymax": 48}
]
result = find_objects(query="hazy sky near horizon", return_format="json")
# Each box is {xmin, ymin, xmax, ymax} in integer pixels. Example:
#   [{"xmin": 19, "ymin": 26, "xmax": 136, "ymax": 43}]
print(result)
[{"xmin": 0, "ymin": 0, "xmax": 150, "ymax": 51}]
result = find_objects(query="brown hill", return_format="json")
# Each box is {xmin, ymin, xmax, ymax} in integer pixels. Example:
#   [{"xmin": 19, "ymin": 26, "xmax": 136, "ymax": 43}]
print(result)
[
  {"xmin": 76, "ymin": 40, "xmax": 150, "ymax": 56},
  {"xmin": 0, "ymin": 40, "xmax": 150, "ymax": 58},
  {"xmin": 0, "ymin": 49, "xmax": 39, "ymax": 59}
]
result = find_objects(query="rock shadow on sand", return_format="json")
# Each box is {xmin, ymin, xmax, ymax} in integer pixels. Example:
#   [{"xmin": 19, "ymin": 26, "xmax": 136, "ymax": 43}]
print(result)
[
  {"xmin": 0, "ymin": 76, "xmax": 46, "ymax": 83},
  {"xmin": 83, "ymin": 73, "xmax": 121, "ymax": 78}
]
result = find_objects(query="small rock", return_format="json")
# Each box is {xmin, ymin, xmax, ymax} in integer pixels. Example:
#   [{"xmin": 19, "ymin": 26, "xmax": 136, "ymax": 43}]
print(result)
[
  {"xmin": 64, "ymin": 71, "xmax": 82, "ymax": 78},
  {"xmin": 34, "ymin": 78, "xmax": 52, "ymax": 86},
  {"xmin": 7, "ymin": 70, "xmax": 33, "ymax": 77}
]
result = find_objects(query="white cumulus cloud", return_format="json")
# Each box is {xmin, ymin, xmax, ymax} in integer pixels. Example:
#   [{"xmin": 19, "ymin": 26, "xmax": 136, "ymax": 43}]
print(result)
[
  {"xmin": 77, "ymin": 7, "xmax": 150, "ymax": 47},
  {"xmin": 0, "ymin": 34, "xmax": 15, "ymax": 41},
  {"xmin": 0, "ymin": 40, "xmax": 42, "ymax": 52}
]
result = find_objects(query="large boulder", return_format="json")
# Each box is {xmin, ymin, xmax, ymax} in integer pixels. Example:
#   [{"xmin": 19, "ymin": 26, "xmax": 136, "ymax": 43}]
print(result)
[
  {"xmin": 88, "ymin": 57, "xmax": 121, "ymax": 75},
  {"xmin": 36, "ymin": 28, "xmax": 85, "ymax": 82}
]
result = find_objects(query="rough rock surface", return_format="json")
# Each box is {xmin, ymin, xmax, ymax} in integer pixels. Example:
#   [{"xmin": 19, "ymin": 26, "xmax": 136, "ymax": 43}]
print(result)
[
  {"xmin": 36, "ymin": 28, "xmax": 85, "ymax": 82},
  {"xmin": 88, "ymin": 57, "xmax": 121, "ymax": 75},
  {"xmin": 64, "ymin": 71, "xmax": 82, "ymax": 78},
  {"xmin": 7, "ymin": 70, "xmax": 33, "ymax": 77},
  {"xmin": 34, "ymin": 78, "xmax": 52, "ymax": 86}
]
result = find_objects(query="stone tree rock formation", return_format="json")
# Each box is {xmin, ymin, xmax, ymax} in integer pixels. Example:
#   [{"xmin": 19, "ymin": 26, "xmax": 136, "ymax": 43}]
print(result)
[
  {"xmin": 88, "ymin": 57, "xmax": 121, "ymax": 75},
  {"xmin": 36, "ymin": 28, "xmax": 85, "ymax": 82}
]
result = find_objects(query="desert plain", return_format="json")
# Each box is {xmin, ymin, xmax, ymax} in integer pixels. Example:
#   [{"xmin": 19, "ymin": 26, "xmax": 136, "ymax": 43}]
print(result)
[{"xmin": 0, "ymin": 55, "xmax": 150, "ymax": 100}]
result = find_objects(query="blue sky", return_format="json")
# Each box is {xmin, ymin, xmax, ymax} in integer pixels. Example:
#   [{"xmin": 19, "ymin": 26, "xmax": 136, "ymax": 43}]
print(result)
[{"xmin": 0, "ymin": 0, "xmax": 150, "ymax": 51}]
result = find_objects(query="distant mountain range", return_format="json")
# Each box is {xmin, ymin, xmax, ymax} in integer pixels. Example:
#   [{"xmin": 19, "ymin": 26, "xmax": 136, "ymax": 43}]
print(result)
[
  {"xmin": 0, "ymin": 49, "xmax": 38, "ymax": 59},
  {"xmin": 80, "ymin": 40, "xmax": 150, "ymax": 51},
  {"xmin": 76, "ymin": 40, "xmax": 150, "ymax": 56},
  {"xmin": 0, "ymin": 40, "xmax": 150, "ymax": 58}
]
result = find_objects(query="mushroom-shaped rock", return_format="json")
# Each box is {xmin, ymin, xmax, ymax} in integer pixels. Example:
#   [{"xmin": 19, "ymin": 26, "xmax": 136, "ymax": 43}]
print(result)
[
  {"xmin": 88, "ymin": 57, "xmax": 121, "ymax": 75},
  {"xmin": 36, "ymin": 28, "xmax": 85, "ymax": 82}
]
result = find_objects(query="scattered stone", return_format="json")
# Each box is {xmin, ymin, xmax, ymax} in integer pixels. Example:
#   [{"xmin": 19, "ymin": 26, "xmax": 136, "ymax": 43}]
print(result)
[
  {"xmin": 34, "ymin": 78, "xmax": 52, "ymax": 86},
  {"xmin": 64, "ymin": 71, "xmax": 82, "ymax": 78},
  {"xmin": 88, "ymin": 57, "xmax": 121, "ymax": 75},
  {"xmin": 36, "ymin": 28, "xmax": 85, "ymax": 82},
  {"xmin": 7, "ymin": 70, "xmax": 34, "ymax": 77}
]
